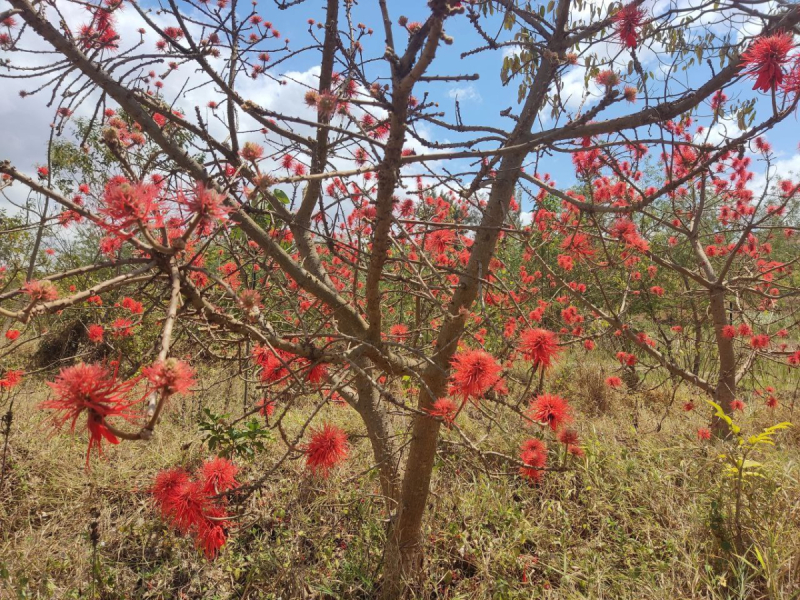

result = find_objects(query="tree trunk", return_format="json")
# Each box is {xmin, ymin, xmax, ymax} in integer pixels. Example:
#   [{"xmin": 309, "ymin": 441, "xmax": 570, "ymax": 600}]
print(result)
[
  {"xmin": 379, "ymin": 381, "xmax": 442, "ymax": 599},
  {"xmin": 377, "ymin": 40, "xmax": 559, "ymax": 599},
  {"xmin": 353, "ymin": 363, "xmax": 401, "ymax": 503},
  {"xmin": 709, "ymin": 286, "xmax": 736, "ymax": 436}
]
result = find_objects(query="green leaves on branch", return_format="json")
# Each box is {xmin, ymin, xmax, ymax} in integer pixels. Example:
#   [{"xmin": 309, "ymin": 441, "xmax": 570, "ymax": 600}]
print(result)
[{"xmin": 198, "ymin": 408, "xmax": 272, "ymax": 459}]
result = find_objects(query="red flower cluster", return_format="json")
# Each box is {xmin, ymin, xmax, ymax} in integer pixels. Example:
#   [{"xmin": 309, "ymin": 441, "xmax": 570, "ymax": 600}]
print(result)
[
  {"xmin": 740, "ymin": 33, "xmax": 795, "ymax": 92},
  {"xmin": 0, "ymin": 369, "xmax": 24, "ymax": 390},
  {"xmin": 252, "ymin": 345, "xmax": 292, "ymax": 384},
  {"xmin": 613, "ymin": 4, "xmax": 645, "ymax": 49},
  {"xmin": 528, "ymin": 393, "xmax": 573, "ymax": 431},
  {"xmin": 449, "ymin": 349, "xmax": 502, "ymax": 399},
  {"xmin": 424, "ymin": 229, "xmax": 456, "ymax": 255},
  {"xmin": 79, "ymin": 5, "xmax": 120, "ymax": 51},
  {"xmin": 389, "ymin": 323, "xmax": 410, "ymax": 341},
  {"xmin": 41, "ymin": 363, "xmax": 141, "ymax": 465},
  {"xmin": 152, "ymin": 457, "xmax": 239, "ymax": 559},
  {"xmin": 179, "ymin": 182, "xmax": 232, "ymax": 236},
  {"xmin": 519, "ymin": 328, "xmax": 561, "ymax": 370},
  {"xmin": 121, "ymin": 297, "xmax": 143, "ymax": 314},
  {"xmin": 427, "ymin": 397, "xmax": 459, "ymax": 426},
  {"xmin": 88, "ymin": 324, "xmax": 105, "ymax": 343},
  {"xmin": 258, "ymin": 397, "xmax": 275, "ymax": 418},
  {"xmin": 697, "ymin": 428, "xmax": 712, "ymax": 441},
  {"xmin": 616, "ymin": 351, "xmax": 637, "ymax": 366},
  {"xmin": 111, "ymin": 317, "xmax": 135, "ymax": 337},
  {"xmin": 143, "ymin": 358, "xmax": 196, "ymax": 397},
  {"xmin": 519, "ymin": 438, "xmax": 547, "ymax": 483},
  {"xmin": 22, "ymin": 280, "xmax": 58, "ymax": 303},
  {"xmin": 100, "ymin": 178, "xmax": 162, "ymax": 230},
  {"xmin": 305, "ymin": 423, "xmax": 349, "ymax": 476}
]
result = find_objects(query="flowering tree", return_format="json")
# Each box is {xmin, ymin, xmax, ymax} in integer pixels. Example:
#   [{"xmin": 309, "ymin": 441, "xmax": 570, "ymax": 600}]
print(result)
[
  {"xmin": 529, "ymin": 127, "xmax": 800, "ymax": 434},
  {"xmin": 1, "ymin": 0, "xmax": 799, "ymax": 595}
]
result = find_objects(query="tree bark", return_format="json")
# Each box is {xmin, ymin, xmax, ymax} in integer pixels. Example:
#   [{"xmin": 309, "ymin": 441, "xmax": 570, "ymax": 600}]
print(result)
[
  {"xmin": 352, "ymin": 361, "xmax": 401, "ymax": 503},
  {"xmin": 709, "ymin": 285, "xmax": 736, "ymax": 436}
]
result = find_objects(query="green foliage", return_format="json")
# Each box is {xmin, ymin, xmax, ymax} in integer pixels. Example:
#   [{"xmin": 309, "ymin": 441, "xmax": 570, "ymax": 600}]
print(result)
[
  {"xmin": 198, "ymin": 408, "xmax": 272, "ymax": 459},
  {"xmin": 705, "ymin": 399, "xmax": 793, "ymax": 553}
]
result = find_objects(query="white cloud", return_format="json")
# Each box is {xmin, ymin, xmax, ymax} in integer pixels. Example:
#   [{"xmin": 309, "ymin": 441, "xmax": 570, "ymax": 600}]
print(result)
[
  {"xmin": 447, "ymin": 85, "xmax": 482, "ymax": 103},
  {"xmin": 749, "ymin": 152, "xmax": 800, "ymax": 194}
]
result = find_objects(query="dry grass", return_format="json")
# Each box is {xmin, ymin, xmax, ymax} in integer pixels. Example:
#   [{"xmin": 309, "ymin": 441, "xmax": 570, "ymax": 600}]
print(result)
[{"xmin": 2, "ymin": 359, "xmax": 800, "ymax": 599}]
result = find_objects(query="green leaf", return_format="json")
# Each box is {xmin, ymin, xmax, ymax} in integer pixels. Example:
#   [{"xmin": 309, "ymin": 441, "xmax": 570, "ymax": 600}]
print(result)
[{"xmin": 273, "ymin": 188, "xmax": 290, "ymax": 205}]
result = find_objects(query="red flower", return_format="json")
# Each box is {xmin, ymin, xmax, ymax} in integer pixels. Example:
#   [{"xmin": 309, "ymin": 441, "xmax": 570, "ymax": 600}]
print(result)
[
  {"xmin": 304, "ymin": 361, "xmax": 328, "ymax": 385},
  {"xmin": 201, "ymin": 457, "xmax": 239, "ymax": 494},
  {"xmin": 305, "ymin": 423, "xmax": 349, "ymax": 476},
  {"xmin": 518, "ymin": 328, "xmax": 561, "ymax": 370},
  {"xmin": 143, "ymin": 358, "xmax": 196, "ymax": 396},
  {"xmin": 151, "ymin": 459, "xmax": 238, "ymax": 559},
  {"xmin": 5, "ymin": 329, "xmax": 20, "ymax": 341},
  {"xmin": 152, "ymin": 467, "xmax": 190, "ymax": 514},
  {"xmin": 252, "ymin": 345, "xmax": 290, "ymax": 384},
  {"xmin": 614, "ymin": 4, "xmax": 645, "ymax": 49},
  {"xmin": 528, "ymin": 393, "xmax": 573, "ymax": 431},
  {"xmin": 519, "ymin": 438, "xmax": 547, "ymax": 482},
  {"xmin": 595, "ymin": 70, "xmax": 620, "ymax": 87},
  {"xmin": 101, "ymin": 179, "xmax": 162, "ymax": 229},
  {"xmin": 615, "ymin": 351, "xmax": 637, "ymax": 366},
  {"xmin": 560, "ymin": 232, "xmax": 595, "ymax": 258},
  {"xmin": 749, "ymin": 334, "xmax": 770, "ymax": 349},
  {"xmin": 449, "ymin": 349, "xmax": 502, "ymax": 399},
  {"xmin": 111, "ymin": 318, "xmax": 135, "ymax": 337},
  {"xmin": 605, "ymin": 376, "xmax": 623, "ymax": 388},
  {"xmin": 697, "ymin": 428, "xmax": 712, "ymax": 441},
  {"xmin": 22, "ymin": 280, "xmax": 58, "ymax": 302},
  {"xmin": 390, "ymin": 323, "xmax": 410, "ymax": 341},
  {"xmin": 258, "ymin": 397, "xmax": 275, "ymax": 417},
  {"xmin": 557, "ymin": 428, "xmax": 579, "ymax": 446},
  {"xmin": 195, "ymin": 509, "xmax": 229, "ymax": 559},
  {"xmin": 88, "ymin": 324, "xmax": 104, "ymax": 343},
  {"xmin": 568, "ymin": 445, "xmax": 585, "ymax": 458},
  {"xmin": 424, "ymin": 229, "xmax": 456, "ymax": 254},
  {"xmin": 240, "ymin": 141, "xmax": 264, "ymax": 161},
  {"xmin": 121, "ymin": 297, "xmax": 144, "ymax": 314},
  {"xmin": 740, "ymin": 33, "xmax": 794, "ymax": 92},
  {"xmin": 170, "ymin": 480, "xmax": 209, "ymax": 534},
  {"xmin": 721, "ymin": 325, "xmax": 737, "ymax": 339},
  {"xmin": 41, "ymin": 363, "xmax": 141, "ymax": 465},
  {"xmin": 0, "ymin": 369, "xmax": 24, "ymax": 389},
  {"xmin": 427, "ymin": 397, "xmax": 459, "ymax": 426},
  {"xmin": 180, "ymin": 182, "xmax": 232, "ymax": 231},
  {"xmin": 730, "ymin": 399, "xmax": 745, "ymax": 412},
  {"xmin": 557, "ymin": 254, "xmax": 574, "ymax": 271}
]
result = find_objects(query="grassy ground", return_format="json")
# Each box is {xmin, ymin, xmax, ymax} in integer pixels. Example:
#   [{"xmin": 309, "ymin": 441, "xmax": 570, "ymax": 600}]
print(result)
[{"xmin": 1, "ymin": 359, "xmax": 799, "ymax": 599}]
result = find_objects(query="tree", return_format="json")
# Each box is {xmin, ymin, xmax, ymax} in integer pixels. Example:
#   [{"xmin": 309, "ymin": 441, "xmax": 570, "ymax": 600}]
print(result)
[{"xmin": 1, "ymin": 0, "xmax": 799, "ymax": 595}]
